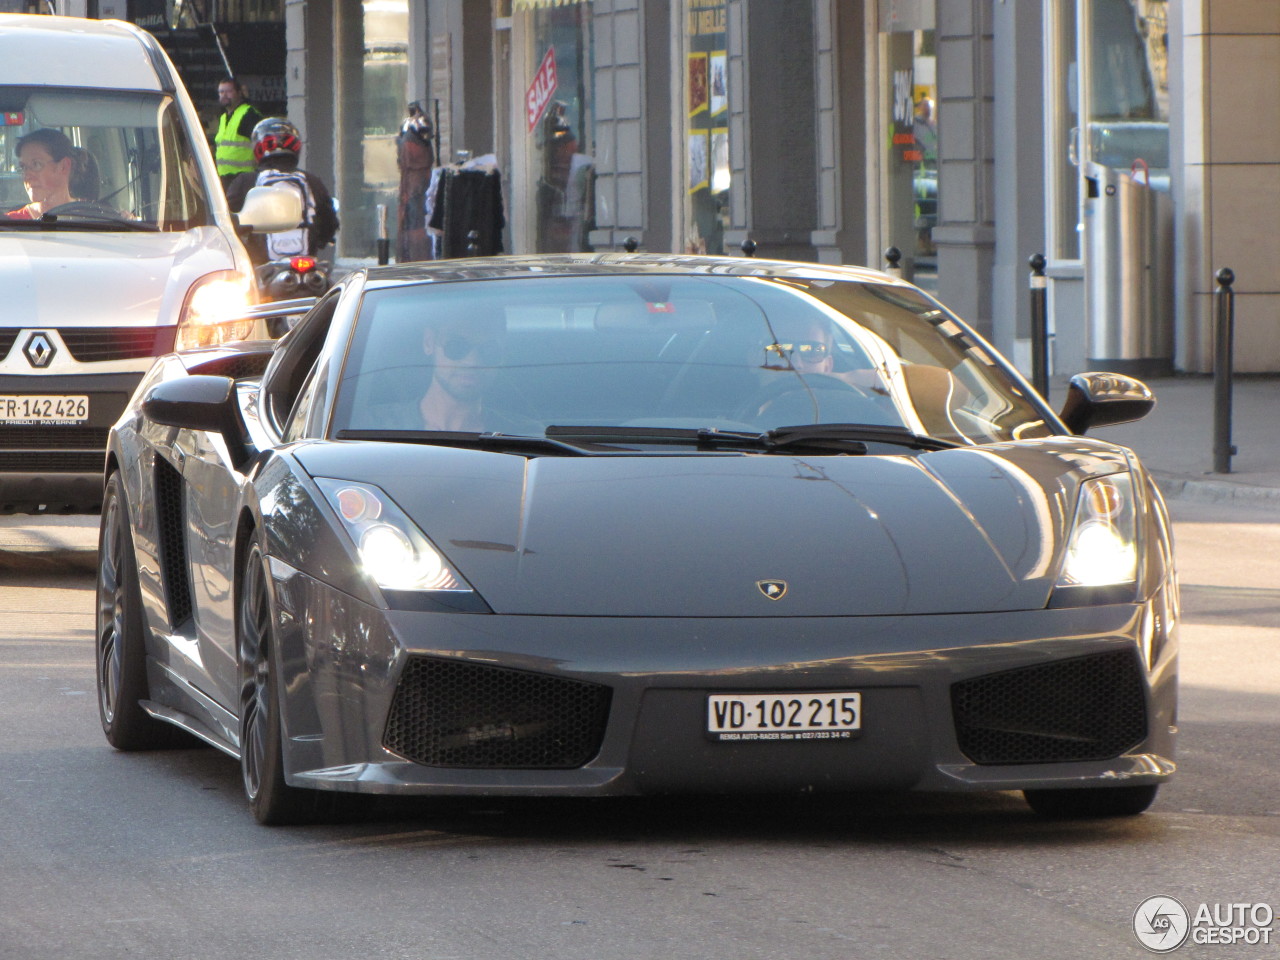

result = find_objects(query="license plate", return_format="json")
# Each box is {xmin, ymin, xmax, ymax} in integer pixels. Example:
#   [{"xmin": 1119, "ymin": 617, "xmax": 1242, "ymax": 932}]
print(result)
[
  {"xmin": 0, "ymin": 395, "xmax": 89, "ymax": 424},
  {"xmin": 707, "ymin": 692, "xmax": 862, "ymax": 742}
]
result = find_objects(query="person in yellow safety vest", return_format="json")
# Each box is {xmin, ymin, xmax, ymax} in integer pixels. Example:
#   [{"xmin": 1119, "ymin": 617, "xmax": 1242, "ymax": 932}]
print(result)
[{"xmin": 214, "ymin": 77, "xmax": 263, "ymax": 189}]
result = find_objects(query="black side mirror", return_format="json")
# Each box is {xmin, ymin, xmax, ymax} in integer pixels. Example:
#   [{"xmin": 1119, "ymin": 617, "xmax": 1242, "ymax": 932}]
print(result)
[
  {"xmin": 1058, "ymin": 372, "xmax": 1156, "ymax": 435},
  {"xmin": 142, "ymin": 375, "xmax": 252, "ymax": 467}
]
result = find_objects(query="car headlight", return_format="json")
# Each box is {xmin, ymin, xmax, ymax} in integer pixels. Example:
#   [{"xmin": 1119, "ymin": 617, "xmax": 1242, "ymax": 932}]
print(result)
[
  {"xmin": 175, "ymin": 271, "xmax": 256, "ymax": 350},
  {"xmin": 315, "ymin": 478, "xmax": 474, "ymax": 594},
  {"xmin": 1051, "ymin": 472, "xmax": 1139, "ymax": 605}
]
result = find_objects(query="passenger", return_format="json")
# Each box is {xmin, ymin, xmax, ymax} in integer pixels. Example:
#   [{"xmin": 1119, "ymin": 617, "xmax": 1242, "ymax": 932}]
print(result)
[
  {"xmin": 362, "ymin": 310, "xmax": 539, "ymax": 434},
  {"xmin": 5, "ymin": 128, "xmax": 99, "ymax": 219}
]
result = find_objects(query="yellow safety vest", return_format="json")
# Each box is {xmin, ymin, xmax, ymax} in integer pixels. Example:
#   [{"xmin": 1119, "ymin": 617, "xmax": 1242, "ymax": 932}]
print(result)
[{"xmin": 216, "ymin": 102, "xmax": 257, "ymax": 178}]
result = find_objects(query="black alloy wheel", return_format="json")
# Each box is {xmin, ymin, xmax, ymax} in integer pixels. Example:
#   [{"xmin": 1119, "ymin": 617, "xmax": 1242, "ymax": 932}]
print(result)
[
  {"xmin": 238, "ymin": 540, "xmax": 343, "ymax": 825},
  {"xmin": 95, "ymin": 472, "xmax": 190, "ymax": 750}
]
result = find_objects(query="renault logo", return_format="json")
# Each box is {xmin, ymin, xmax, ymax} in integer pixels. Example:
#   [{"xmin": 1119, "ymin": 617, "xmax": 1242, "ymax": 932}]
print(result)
[
  {"xmin": 23, "ymin": 332, "xmax": 56, "ymax": 369},
  {"xmin": 756, "ymin": 579, "xmax": 788, "ymax": 601}
]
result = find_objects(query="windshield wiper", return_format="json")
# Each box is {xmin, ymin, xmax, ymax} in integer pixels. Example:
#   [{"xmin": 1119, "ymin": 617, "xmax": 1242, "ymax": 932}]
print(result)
[
  {"xmin": 334, "ymin": 428, "xmax": 593, "ymax": 456},
  {"xmin": 0, "ymin": 215, "xmax": 158, "ymax": 232},
  {"xmin": 545, "ymin": 424, "xmax": 880, "ymax": 454},
  {"xmin": 765, "ymin": 423, "xmax": 959, "ymax": 451}
]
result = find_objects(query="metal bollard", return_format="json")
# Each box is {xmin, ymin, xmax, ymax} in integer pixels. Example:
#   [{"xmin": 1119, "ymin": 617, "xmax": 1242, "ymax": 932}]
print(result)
[
  {"xmin": 623, "ymin": 236, "xmax": 639, "ymax": 253},
  {"xmin": 1213, "ymin": 267, "xmax": 1237, "ymax": 474},
  {"xmin": 1029, "ymin": 253, "xmax": 1050, "ymax": 401},
  {"xmin": 884, "ymin": 246, "xmax": 902, "ymax": 279},
  {"xmin": 466, "ymin": 229, "xmax": 481, "ymax": 257},
  {"xmin": 740, "ymin": 239, "xmax": 757, "ymax": 258},
  {"xmin": 375, "ymin": 204, "xmax": 390, "ymax": 265}
]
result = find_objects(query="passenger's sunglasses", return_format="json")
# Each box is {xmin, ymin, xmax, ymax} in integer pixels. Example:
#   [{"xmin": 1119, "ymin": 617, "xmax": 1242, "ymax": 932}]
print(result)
[
  {"xmin": 770, "ymin": 341, "xmax": 830, "ymax": 360},
  {"xmin": 441, "ymin": 336, "xmax": 501, "ymax": 362}
]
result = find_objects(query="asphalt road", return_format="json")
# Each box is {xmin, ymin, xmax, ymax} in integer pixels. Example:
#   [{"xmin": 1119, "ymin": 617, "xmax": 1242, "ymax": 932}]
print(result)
[{"xmin": 1, "ymin": 500, "xmax": 1277, "ymax": 960}]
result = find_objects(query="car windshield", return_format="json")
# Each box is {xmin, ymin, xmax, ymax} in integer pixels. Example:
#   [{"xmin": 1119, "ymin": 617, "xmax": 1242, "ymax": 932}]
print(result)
[
  {"xmin": 332, "ymin": 274, "xmax": 1054, "ymax": 446},
  {"xmin": 0, "ymin": 87, "xmax": 209, "ymax": 230}
]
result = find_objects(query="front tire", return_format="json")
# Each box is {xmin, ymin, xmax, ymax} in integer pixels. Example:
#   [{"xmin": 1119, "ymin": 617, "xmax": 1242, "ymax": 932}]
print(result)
[
  {"xmin": 238, "ymin": 541, "xmax": 340, "ymax": 825},
  {"xmin": 96, "ymin": 473, "xmax": 190, "ymax": 750},
  {"xmin": 1023, "ymin": 784, "xmax": 1159, "ymax": 819}
]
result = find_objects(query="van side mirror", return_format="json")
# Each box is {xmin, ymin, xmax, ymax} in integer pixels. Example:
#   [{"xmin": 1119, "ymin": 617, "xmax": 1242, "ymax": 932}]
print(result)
[
  {"xmin": 1058, "ymin": 372, "xmax": 1156, "ymax": 435},
  {"xmin": 236, "ymin": 184, "xmax": 303, "ymax": 235}
]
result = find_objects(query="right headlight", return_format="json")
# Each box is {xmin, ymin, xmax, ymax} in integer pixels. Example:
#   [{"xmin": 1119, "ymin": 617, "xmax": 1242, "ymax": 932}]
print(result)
[
  {"xmin": 314, "ymin": 477, "xmax": 481, "ymax": 600},
  {"xmin": 1050, "ymin": 472, "xmax": 1139, "ymax": 605}
]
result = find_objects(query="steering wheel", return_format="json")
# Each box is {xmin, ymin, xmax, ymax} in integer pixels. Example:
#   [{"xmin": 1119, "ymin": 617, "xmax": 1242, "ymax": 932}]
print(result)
[
  {"xmin": 42, "ymin": 200, "xmax": 125, "ymax": 220},
  {"xmin": 736, "ymin": 373, "xmax": 883, "ymax": 425}
]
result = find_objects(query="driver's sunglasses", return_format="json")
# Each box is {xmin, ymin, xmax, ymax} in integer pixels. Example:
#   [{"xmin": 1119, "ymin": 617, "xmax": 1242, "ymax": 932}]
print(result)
[
  {"xmin": 771, "ymin": 341, "xmax": 830, "ymax": 360},
  {"xmin": 441, "ymin": 336, "xmax": 502, "ymax": 363}
]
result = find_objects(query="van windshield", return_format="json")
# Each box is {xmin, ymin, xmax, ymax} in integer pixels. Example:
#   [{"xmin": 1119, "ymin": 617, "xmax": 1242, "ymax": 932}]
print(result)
[{"xmin": 0, "ymin": 87, "xmax": 210, "ymax": 230}]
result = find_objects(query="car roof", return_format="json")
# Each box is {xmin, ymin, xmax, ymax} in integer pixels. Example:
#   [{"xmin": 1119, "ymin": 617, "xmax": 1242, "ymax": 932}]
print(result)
[
  {"xmin": 359, "ymin": 254, "xmax": 913, "ymax": 291},
  {"xmin": 0, "ymin": 14, "xmax": 170, "ymax": 92}
]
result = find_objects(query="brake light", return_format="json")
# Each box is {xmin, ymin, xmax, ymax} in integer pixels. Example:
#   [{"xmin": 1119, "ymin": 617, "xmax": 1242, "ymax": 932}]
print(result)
[{"xmin": 289, "ymin": 256, "xmax": 317, "ymax": 274}]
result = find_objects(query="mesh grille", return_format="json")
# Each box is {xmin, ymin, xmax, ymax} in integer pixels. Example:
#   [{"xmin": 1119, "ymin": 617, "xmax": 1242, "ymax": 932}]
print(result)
[
  {"xmin": 0, "ymin": 426, "xmax": 109, "ymax": 450},
  {"xmin": 186, "ymin": 354, "xmax": 271, "ymax": 380},
  {"xmin": 952, "ymin": 649, "xmax": 1148, "ymax": 765},
  {"xmin": 58, "ymin": 327, "xmax": 177, "ymax": 362},
  {"xmin": 383, "ymin": 657, "xmax": 612, "ymax": 769},
  {"xmin": 0, "ymin": 451, "xmax": 104, "ymax": 471},
  {"xmin": 154, "ymin": 456, "xmax": 193, "ymax": 627}
]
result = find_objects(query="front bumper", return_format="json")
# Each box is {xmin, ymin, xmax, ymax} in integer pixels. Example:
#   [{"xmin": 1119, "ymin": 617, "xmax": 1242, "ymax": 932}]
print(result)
[
  {"xmin": 0, "ymin": 371, "xmax": 143, "ymax": 513},
  {"xmin": 266, "ymin": 562, "xmax": 1178, "ymax": 798}
]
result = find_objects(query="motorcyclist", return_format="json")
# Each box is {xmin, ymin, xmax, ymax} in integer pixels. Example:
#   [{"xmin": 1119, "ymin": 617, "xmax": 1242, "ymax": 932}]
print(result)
[{"xmin": 225, "ymin": 117, "xmax": 339, "ymax": 268}]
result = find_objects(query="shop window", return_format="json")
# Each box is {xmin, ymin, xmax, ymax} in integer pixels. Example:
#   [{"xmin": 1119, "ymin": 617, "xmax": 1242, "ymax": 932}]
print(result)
[
  {"xmin": 681, "ymin": 0, "xmax": 729, "ymax": 255},
  {"xmin": 518, "ymin": 0, "xmax": 596, "ymax": 253}
]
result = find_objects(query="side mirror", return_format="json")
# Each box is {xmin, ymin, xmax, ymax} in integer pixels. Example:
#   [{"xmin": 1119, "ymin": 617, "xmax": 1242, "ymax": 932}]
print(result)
[
  {"xmin": 142, "ymin": 375, "xmax": 252, "ymax": 466},
  {"xmin": 236, "ymin": 184, "xmax": 303, "ymax": 235},
  {"xmin": 1058, "ymin": 372, "xmax": 1156, "ymax": 435}
]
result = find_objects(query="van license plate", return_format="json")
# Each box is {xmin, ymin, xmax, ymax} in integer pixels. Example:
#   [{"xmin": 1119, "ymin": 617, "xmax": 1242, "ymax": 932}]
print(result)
[
  {"xmin": 707, "ymin": 692, "xmax": 861, "ymax": 742},
  {"xmin": 0, "ymin": 395, "xmax": 90, "ymax": 424}
]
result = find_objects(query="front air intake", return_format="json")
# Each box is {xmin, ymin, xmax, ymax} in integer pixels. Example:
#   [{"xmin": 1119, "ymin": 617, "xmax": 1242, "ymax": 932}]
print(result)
[
  {"xmin": 951, "ymin": 649, "xmax": 1148, "ymax": 765},
  {"xmin": 383, "ymin": 656, "xmax": 611, "ymax": 769}
]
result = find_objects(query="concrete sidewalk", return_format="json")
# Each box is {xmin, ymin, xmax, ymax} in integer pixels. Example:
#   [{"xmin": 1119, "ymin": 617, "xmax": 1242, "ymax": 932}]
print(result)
[
  {"xmin": 1089, "ymin": 374, "xmax": 1280, "ymax": 508},
  {"xmin": 2, "ymin": 372, "xmax": 1278, "ymax": 573}
]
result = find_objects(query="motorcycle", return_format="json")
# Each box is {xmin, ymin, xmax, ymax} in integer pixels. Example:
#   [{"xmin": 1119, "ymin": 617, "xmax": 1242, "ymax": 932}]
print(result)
[
  {"xmin": 256, "ymin": 254, "xmax": 330, "ymax": 301},
  {"xmin": 254, "ymin": 255, "xmax": 331, "ymax": 337}
]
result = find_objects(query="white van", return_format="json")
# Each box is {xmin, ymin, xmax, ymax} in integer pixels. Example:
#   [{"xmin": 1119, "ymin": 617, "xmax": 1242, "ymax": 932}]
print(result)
[{"xmin": 0, "ymin": 14, "xmax": 299, "ymax": 514}]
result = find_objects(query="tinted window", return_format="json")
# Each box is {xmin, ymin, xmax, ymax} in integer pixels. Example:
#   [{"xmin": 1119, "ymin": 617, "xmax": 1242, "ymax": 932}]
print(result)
[{"xmin": 332, "ymin": 275, "xmax": 1052, "ymax": 445}]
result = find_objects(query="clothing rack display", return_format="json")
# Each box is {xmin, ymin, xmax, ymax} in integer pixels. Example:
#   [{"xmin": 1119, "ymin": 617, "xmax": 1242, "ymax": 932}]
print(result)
[{"xmin": 425, "ymin": 153, "xmax": 506, "ymax": 258}]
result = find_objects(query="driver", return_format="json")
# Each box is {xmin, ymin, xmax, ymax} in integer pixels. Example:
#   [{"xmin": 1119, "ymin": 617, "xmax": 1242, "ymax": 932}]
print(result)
[
  {"xmin": 763, "ymin": 315, "xmax": 884, "ymax": 393},
  {"xmin": 5, "ymin": 128, "xmax": 99, "ymax": 220}
]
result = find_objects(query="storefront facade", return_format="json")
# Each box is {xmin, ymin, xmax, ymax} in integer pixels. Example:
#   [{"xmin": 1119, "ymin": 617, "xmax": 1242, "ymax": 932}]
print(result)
[{"xmin": 123, "ymin": 0, "xmax": 1279, "ymax": 374}]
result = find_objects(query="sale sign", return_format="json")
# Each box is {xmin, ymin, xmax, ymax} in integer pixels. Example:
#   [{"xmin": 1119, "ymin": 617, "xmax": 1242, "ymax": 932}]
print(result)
[{"xmin": 526, "ymin": 46, "xmax": 558, "ymax": 133}]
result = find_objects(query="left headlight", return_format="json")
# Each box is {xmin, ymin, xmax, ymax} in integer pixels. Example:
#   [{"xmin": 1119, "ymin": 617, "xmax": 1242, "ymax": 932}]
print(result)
[
  {"xmin": 175, "ymin": 271, "xmax": 256, "ymax": 350},
  {"xmin": 314, "ymin": 477, "xmax": 474, "ymax": 594},
  {"xmin": 1052, "ymin": 472, "xmax": 1139, "ymax": 602}
]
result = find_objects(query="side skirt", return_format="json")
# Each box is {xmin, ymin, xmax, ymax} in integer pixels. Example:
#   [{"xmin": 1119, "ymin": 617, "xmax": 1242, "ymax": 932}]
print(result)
[{"xmin": 142, "ymin": 659, "xmax": 241, "ymax": 759}]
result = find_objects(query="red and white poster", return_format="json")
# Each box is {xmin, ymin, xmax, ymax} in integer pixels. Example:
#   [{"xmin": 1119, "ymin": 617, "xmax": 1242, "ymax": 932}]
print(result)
[{"xmin": 526, "ymin": 46, "xmax": 558, "ymax": 133}]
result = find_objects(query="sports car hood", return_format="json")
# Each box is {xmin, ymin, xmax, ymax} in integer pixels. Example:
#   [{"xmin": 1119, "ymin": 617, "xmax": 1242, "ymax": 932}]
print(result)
[
  {"xmin": 0, "ymin": 227, "xmax": 236, "ymax": 329},
  {"xmin": 295, "ymin": 439, "xmax": 1135, "ymax": 617}
]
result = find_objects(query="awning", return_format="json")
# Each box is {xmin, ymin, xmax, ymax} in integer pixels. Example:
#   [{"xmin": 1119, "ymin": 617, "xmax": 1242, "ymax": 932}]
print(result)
[{"xmin": 514, "ymin": 0, "xmax": 590, "ymax": 9}]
